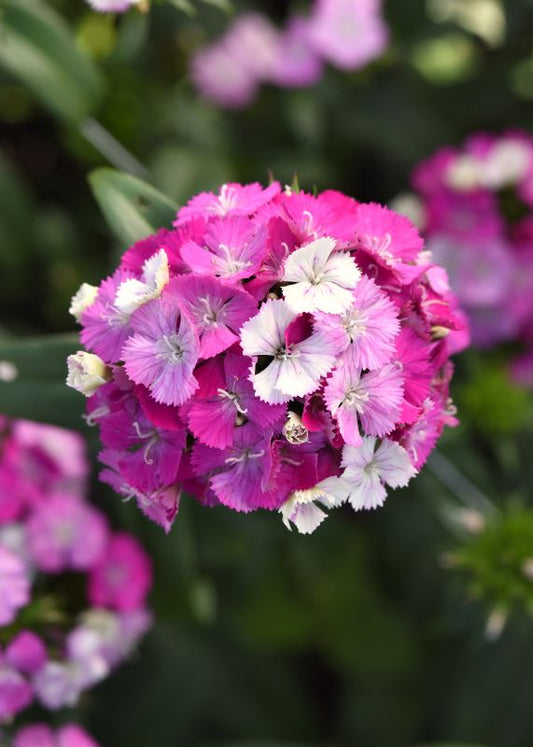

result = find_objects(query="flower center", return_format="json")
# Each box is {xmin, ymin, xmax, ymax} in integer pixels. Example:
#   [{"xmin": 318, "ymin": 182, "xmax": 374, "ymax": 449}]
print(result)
[
  {"xmin": 217, "ymin": 388, "xmax": 248, "ymax": 415},
  {"xmin": 343, "ymin": 386, "xmax": 369, "ymax": 412},
  {"xmin": 343, "ymin": 309, "xmax": 367, "ymax": 340},
  {"xmin": 157, "ymin": 334, "xmax": 184, "ymax": 363}
]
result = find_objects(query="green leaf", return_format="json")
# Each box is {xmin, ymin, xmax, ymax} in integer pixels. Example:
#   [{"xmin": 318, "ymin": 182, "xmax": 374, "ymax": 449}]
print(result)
[
  {"xmin": 167, "ymin": 0, "xmax": 197, "ymax": 15},
  {"xmin": 88, "ymin": 168, "xmax": 178, "ymax": 247},
  {"xmin": 200, "ymin": 0, "xmax": 234, "ymax": 14},
  {"xmin": 0, "ymin": 0, "xmax": 102, "ymax": 122},
  {"xmin": 0, "ymin": 334, "xmax": 83, "ymax": 429}
]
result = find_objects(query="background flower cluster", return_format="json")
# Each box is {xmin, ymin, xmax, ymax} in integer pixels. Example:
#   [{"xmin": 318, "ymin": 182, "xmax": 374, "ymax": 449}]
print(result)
[{"xmin": 0, "ymin": 417, "xmax": 151, "ymax": 738}]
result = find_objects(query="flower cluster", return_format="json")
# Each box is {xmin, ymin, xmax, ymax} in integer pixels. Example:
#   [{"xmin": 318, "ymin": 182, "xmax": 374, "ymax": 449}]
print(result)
[
  {"xmin": 68, "ymin": 181, "xmax": 467, "ymax": 534},
  {"xmin": 191, "ymin": 0, "xmax": 389, "ymax": 108},
  {"xmin": 0, "ymin": 418, "xmax": 152, "ymax": 726},
  {"xmin": 396, "ymin": 130, "xmax": 533, "ymax": 383}
]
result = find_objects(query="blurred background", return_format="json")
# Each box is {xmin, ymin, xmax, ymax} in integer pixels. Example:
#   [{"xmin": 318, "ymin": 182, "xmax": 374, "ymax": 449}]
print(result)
[{"xmin": 3, "ymin": 0, "xmax": 533, "ymax": 745}]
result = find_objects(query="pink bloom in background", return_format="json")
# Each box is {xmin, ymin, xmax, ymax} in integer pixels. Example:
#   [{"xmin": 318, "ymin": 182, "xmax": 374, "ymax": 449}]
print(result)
[
  {"xmin": 69, "ymin": 181, "xmax": 466, "ymax": 533},
  {"xmin": 307, "ymin": 0, "xmax": 389, "ymax": 71},
  {"xmin": 0, "ymin": 417, "xmax": 154, "ymax": 724},
  {"xmin": 0, "ymin": 661, "xmax": 33, "ymax": 722},
  {"xmin": 27, "ymin": 495, "xmax": 109, "ymax": 573},
  {"xmin": 0, "ymin": 546, "xmax": 30, "ymax": 626},
  {"xmin": 271, "ymin": 16, "xmax": 323, "ymax": 88},
  {"xmin": 88, "ymin": 533, "xmax": 152, "ymax": 612},
  {"xmin": 190, "ymin": 1, "xmax": 389, "ymax": 108},
  {"xmin": 403, "ymin": 129, "xmax": 533, "ymax": 370},
  {"xmin": 14, "ymin": 723, "xmax": 99, "ymax": 747},
  {"xmin": 86, "ymin": 0, "xmax": 136, "ymax": 12},
  {"xmin": 6, "ymin": 632, "xmax": 47, "ymax": 675}
]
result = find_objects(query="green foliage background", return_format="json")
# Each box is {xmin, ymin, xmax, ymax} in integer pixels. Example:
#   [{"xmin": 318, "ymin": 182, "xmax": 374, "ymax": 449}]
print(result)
[{"xmin": 2, "ymin": 1, "xmax": 533, "ymax": 745}]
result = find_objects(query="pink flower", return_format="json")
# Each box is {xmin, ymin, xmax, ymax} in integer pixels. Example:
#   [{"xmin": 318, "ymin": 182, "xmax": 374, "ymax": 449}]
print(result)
[
  {"xmin": 314, "ymin": 275, "xmax": 400, "ymax": 369},
  {"xmin": 6, "ymin": 632, "xmax": 47, "ymax": 674},
  {"xmin": 175, "ymin": 182, "xmax": 280, "ymax": 226},
  {"xmin": 169, "ymin": 275, "xmax": 256, "ymax": 358},
  {"xmin": 0, "ymin": 659, "xmax": 33, "ymax": 722},
  {"xmin": 27, "ymin": 495, "xmax": 109, "ymax": 573},
  {"xmin": 271, "ymin": 16, "xmax": 323, "ymax": 88},
  {"xmin": 307, "ymin": 0, "xmax": 389, "ymax": 71},
  {"xmin": 180, "ymin": 217, "xmax": 266, "ymax": 283},
  {"xmin": 184, "ymin": 352, "xmax": 285, "ymax": 449},
  {"xmin": 241, "ymin": 299, "xmax": 337, "ymax": 404},
  {"xmin": 122, "ymin": 293, "xmax": 199, "ymax": 407},
  {"xmin": 88, "ymin": 533, "xmax": 152, "ymax": 612},
  {"xmin": 14, "ymin": 723, "xmax": 99, "ymax": 747},
  {"xmin": 324, "ymin": 359, "xmax": 404, "ymax": 447},
  {"xmin": 354, "ymin": 203, "xmax": 425, "ymax": 283},
  {"xmin": 0, "ymin": 546, "xmax": 30, "ymax": 626}
]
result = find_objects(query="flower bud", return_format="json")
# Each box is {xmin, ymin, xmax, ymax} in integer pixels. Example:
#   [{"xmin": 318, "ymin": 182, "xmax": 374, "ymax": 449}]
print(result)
[
  {"xmin": 66, "ymin": 352, "xmax": 111, "ymax": 397},
  {"xmin": 69, "ymin": 283, "xmax": 98, "ymax": 322}
]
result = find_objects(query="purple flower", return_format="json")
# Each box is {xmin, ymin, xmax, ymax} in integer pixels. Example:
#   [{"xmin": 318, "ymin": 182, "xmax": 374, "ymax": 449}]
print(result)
[
  {"xmin": 184, "ymin": 352, "xmax": 285, "ymax": 449},
  {"xmin": 192, "ymin": 425, "xmax": 279, "ymax": 512},
  {"xmin": 122, "ymin": 293, "xmax": 200, "ymax": 407},
  {"xmin": 80, "ymin": 269, "xmax": 134, "ymax": 363}
]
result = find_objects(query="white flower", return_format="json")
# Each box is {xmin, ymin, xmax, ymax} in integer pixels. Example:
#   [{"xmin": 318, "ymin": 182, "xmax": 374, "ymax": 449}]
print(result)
[
  {"xmin": 33, "ymin": 661, "xmax": 85, "ymax": 710},
  {"xmin": 114, "ymin": 248, "xmax": 169, "ymax": 315},
  {"xmin": 66, "ymin": 352, "xmax": 110, "ymax": 397},
  {"xmin": 445, "ymin": 155, "xmax": 482, "ymax": 191},
  {"xmin": 481, "ymin": 139, "xmax": 531, "ymax": 189},
  {"xmin": 324, "ymin": 437, "xmax": 417, "ymax": 511},
  {"xmin": 282, "ymin": 236, "xmax": 360, "ymax": 314},
  {"xmin": 280, "ymin": 485, "xmax": 329, "ymax": 534},
  {"xmin": 240, "ymin": 298, "xmax": 337, "ymax": 404},
  {"xmin": 69, "ymin": 283, "xmax": 98, "ymax": 322}
]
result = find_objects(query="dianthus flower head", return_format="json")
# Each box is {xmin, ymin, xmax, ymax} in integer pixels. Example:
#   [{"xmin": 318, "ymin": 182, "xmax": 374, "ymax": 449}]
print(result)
[{"xmin": 69, "ymin": 181, "xmax": 467, "ymax": 533}]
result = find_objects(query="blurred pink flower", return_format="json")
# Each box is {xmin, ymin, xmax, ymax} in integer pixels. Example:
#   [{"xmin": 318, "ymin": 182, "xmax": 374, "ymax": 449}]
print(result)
[{"xmin": 88, "ymin": 533, "xmax": 152, "ymax": 612}]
